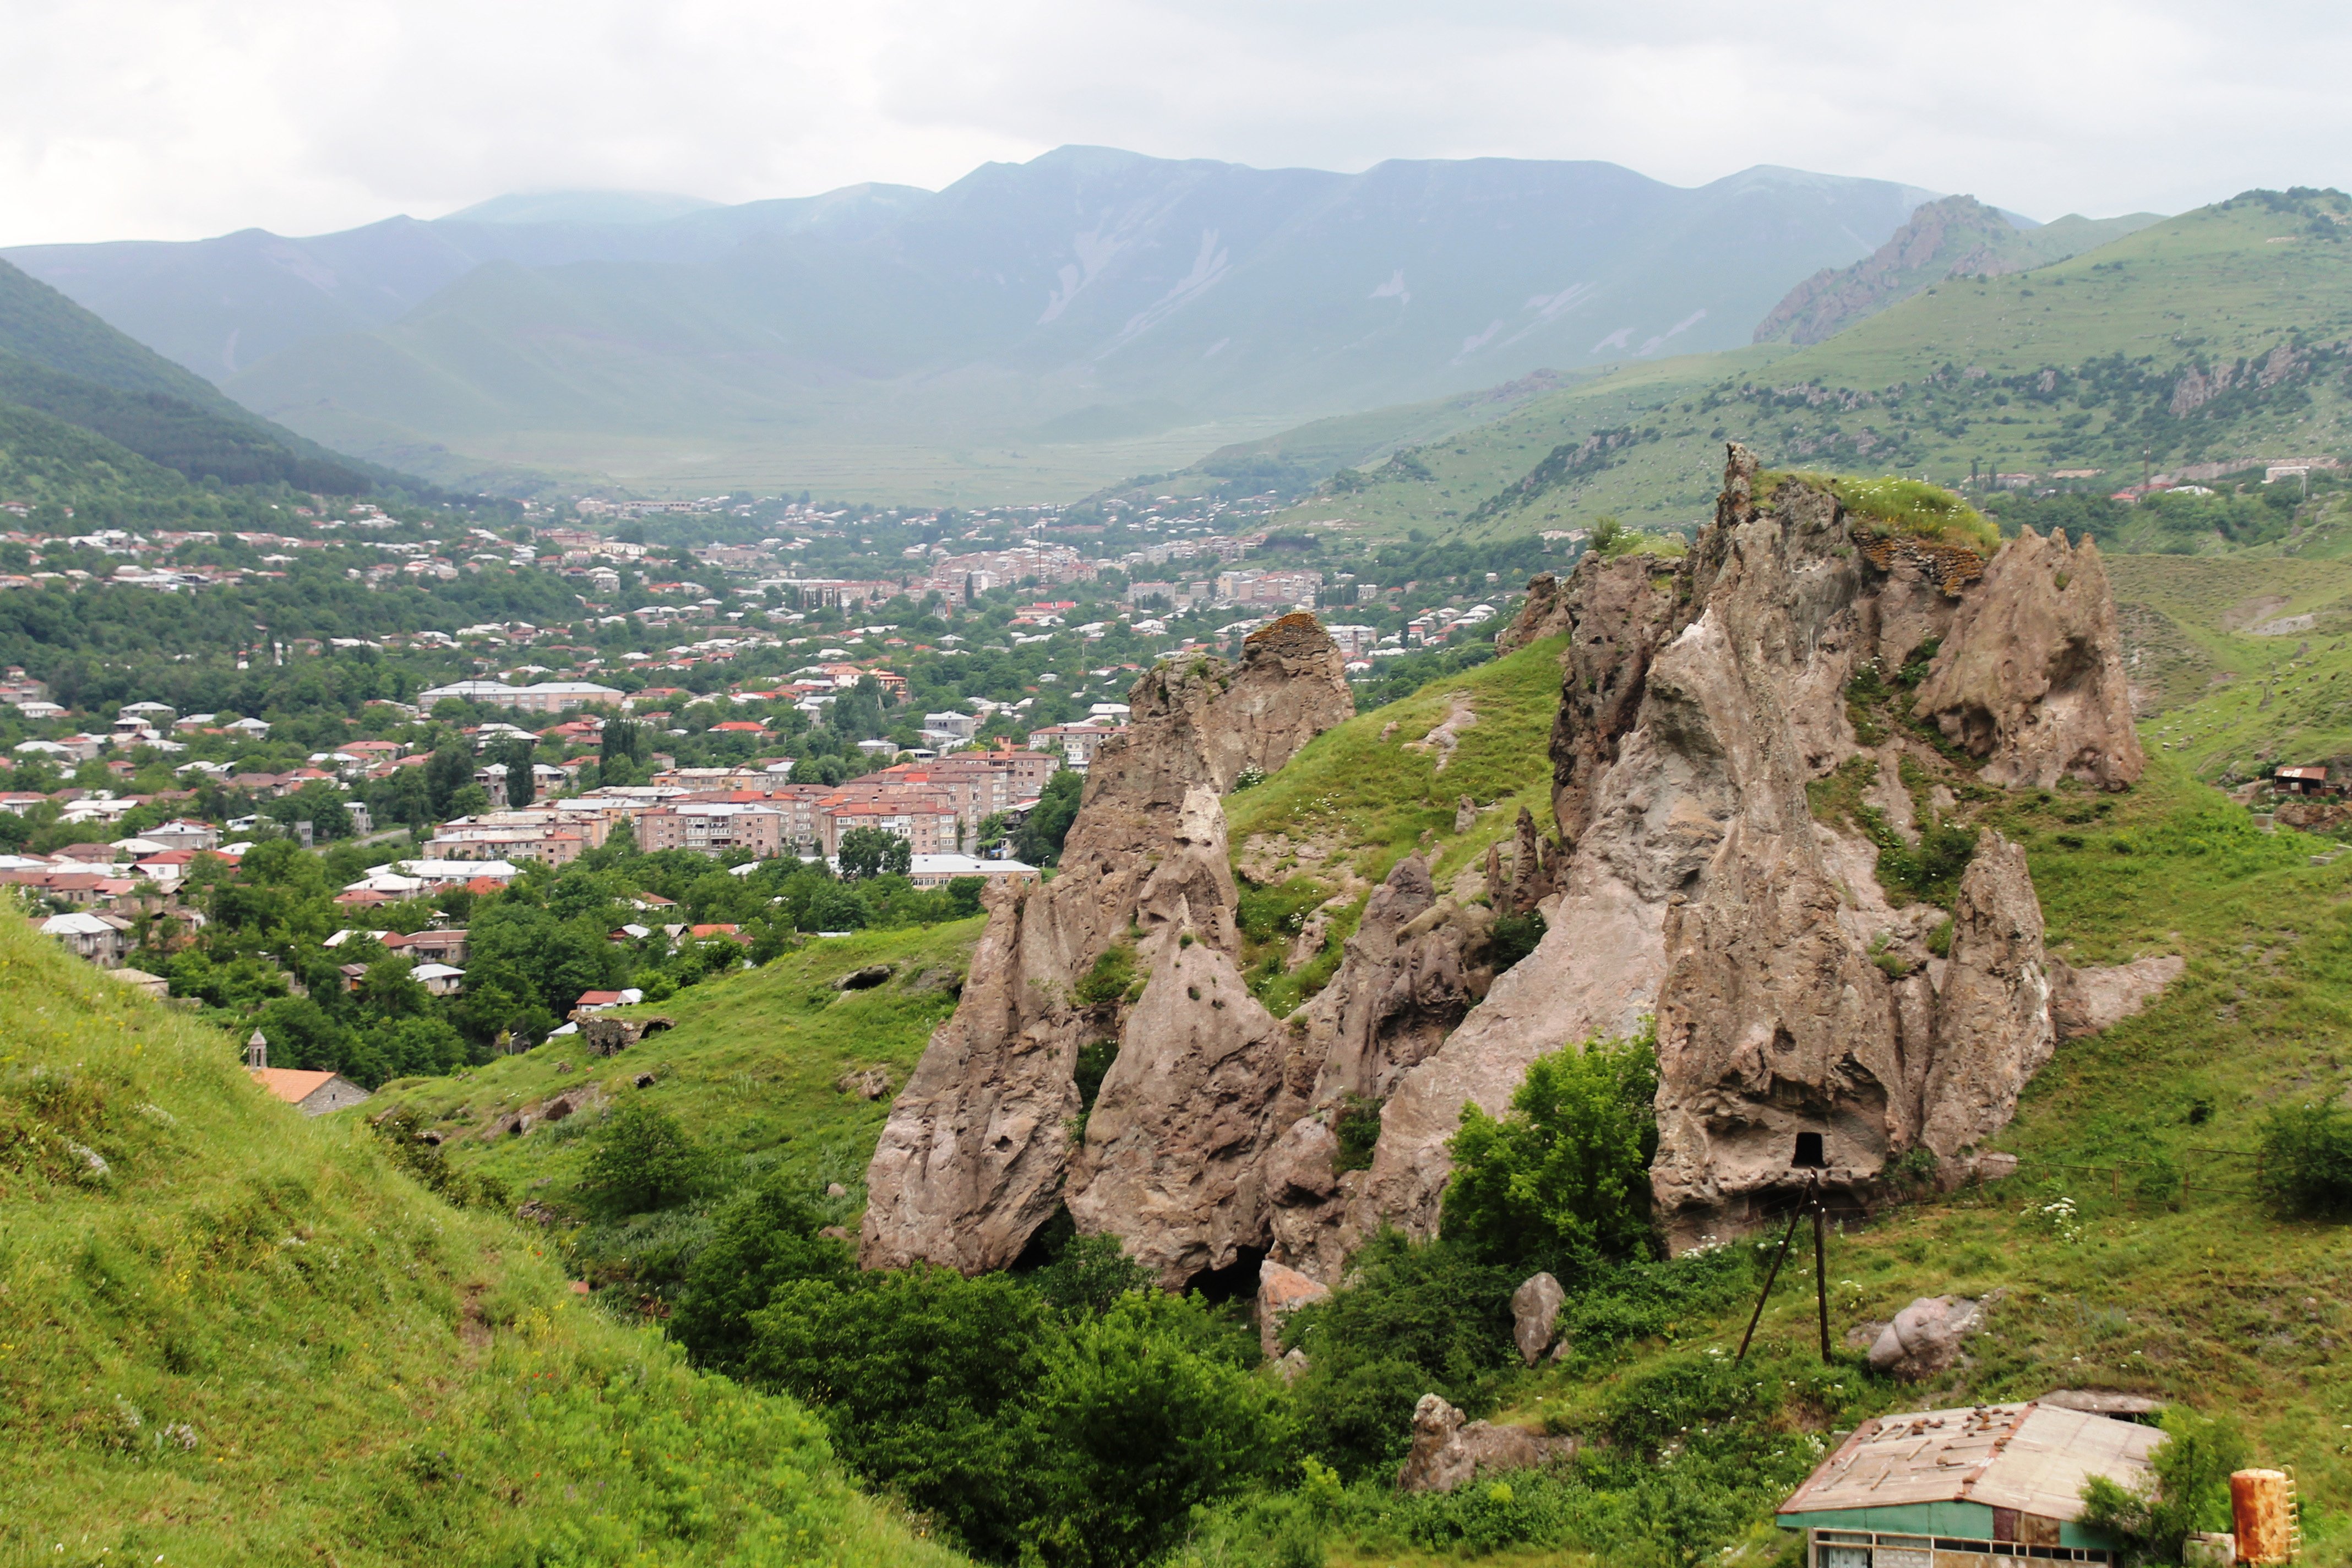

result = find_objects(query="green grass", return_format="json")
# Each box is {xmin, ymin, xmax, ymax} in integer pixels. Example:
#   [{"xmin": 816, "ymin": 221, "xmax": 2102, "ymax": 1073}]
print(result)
[
  {"xmin": 0, "ymin": 910, "xmax": 966, "ymax": 1567},
  {"xmin": 1757, "ymin": 471, "xmax": 1997, "ymax": 554},
  {"xmin": 371, "ymin": 918, "xmax": 983, "ymax": 1213}
]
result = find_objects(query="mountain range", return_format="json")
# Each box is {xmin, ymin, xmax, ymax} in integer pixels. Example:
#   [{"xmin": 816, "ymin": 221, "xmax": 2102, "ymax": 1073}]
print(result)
[{"xmin": 6, "ymin": 146, "xmax": 1963, "ymax": 497}]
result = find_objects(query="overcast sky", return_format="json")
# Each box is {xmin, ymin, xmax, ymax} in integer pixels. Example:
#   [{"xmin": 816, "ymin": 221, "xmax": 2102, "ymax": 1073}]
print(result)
[{"xmin": 3, "ymin": 0, "xmax": 2345, "ymax": 247}]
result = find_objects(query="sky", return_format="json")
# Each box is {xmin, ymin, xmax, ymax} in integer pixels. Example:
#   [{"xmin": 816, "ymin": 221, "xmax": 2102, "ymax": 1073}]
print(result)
[{"xmin": 3, "ymin": 0, "xmax": 2348, "ymax": 247}]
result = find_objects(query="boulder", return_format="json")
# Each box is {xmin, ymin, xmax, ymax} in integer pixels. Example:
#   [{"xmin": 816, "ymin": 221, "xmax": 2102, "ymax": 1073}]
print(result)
[
  {"xmin": 836, "ymin": 964, "xmax": 894, "ymax": 991},
  {"xmin": 2050, "ymin": 953, "xmax": 2185, "ymax": 1039},
  {"xmin": 1913, "ymin": 527, "xmax": 2146, "ymax": 791},
  {"xmin": 1865, "ymin": 1294, "xmax": 1985, "ymax": 1379},
  {"xmin": 1510, "ymin": 1272, "xmax": 1566, "ymax": 1365},
  {"xmin": 1256, "ymin": 1259, "xmax": 1331, "ymax": 1362},
  {"xmin": 578, "ymin": 1015, "xmax": 673, "ymax": 1056},
  {"xmin": 1395, "ymin": 1394, "xmax": 1573, "ymax": 1493}
]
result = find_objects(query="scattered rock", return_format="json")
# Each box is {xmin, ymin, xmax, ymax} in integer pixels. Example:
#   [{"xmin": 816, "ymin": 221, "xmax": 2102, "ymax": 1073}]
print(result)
[
  {"xmin": 837, "ymin": 964, "xmax": 895, "ymax": 992},
  {"xmin": 1511, "ymin": 1272, "xmax": 1566, "ymax": 1366},
  {"xmin": 1455, "ymin": 795, "xmax": 1478, "ymax": 834},
  {"xmin": 579, "ymin": 1015, "xmax": 673, "ymax": 1056},
  {"xmin": 1276, "ymin": 1347, "xmax": 1310, "ymax": 1384},
  {"xmin": 1866, "ymin": 1295, "xmax": 1986, "ymax": 1379},
  {"xmin": 1395, "ymin": 1393, "xmax": 1574, "ymax": 1493},
  {"xmin": 824, "ymin": 1181, "xmax": 848, "ymax": 1198},
  {"xmin": 1256, "ymin": 1259, "xmax": 1331, "ymax": 1362},
  {"xmin": 2041, "ymin": 1389, "xmax": 2165, "ymax": 1419},
  {"xmin": 837, "ymin": 1068, "xmax": 892, "ymax": 1101},
  {"xmin": 817, "ymin": 1225, "xmax": 852, "ymax": 1242},
  {"xmin": 1410, "ymin": 694, "xmax": 1478, "ymax": 771},
  {"xmin": 2050, "ymin": 954, "xmax": 2186, "ymax": 1039},
  {"xmin": 633, "ymin": 1072, "xmax": 656, "ymax": 1089},
  {"xmin": 515, "ymin": 1200, "xmax": 560, "ymax": 1226}
]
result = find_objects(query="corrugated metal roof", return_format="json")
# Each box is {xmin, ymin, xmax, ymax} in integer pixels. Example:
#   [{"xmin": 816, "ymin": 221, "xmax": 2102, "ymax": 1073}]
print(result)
[{"xmin": 1781, "ymin": 1403, "xmax": 2159, "ymax": 1522}]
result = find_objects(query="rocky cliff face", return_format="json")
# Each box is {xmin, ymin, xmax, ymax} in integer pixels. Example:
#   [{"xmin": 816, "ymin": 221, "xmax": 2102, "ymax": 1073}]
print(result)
[
  {"xmin": 1308, "ymin": 448, "xmax": 2155, "ymax": 1259},
  {"xmin": 864, "ymin": 454, "xmax": 2164, "ymax": 1287},
  {"xmin": 860, "ymin": 614, "xmax": 1353, "ymax": 1278}
]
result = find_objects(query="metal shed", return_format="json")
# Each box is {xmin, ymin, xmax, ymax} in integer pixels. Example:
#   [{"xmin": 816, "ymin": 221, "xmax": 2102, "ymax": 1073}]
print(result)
[{"xmin": 1778, "ymin": 1402, "xmax": 2162, "ymax": 1568}]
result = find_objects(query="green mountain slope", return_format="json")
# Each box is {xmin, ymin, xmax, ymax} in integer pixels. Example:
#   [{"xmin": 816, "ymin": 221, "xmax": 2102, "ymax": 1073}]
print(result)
[
  {"xmin": 1253, "ymin": 188, "xmax": 2352, "ymax": 543},
  {"xmin": 0, "ymin": 259, "xmax": 396, "ymax": 496},
  {"xmin": 1755, "ymin": 195, "xmax": 2163, "ymax": 345},
  {"xmin": 0, "ymin": 400, "xmax": 198, "ymax": 509},
  {"xmin": 0, "ymin": 913, "xmax": 965, "ymax": 1566}
]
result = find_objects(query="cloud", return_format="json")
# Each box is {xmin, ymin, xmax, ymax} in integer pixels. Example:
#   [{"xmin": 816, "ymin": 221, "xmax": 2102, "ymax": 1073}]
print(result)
[{"xmin": 1, "ymin": 0, "xmax": 2345, "ymax": 246}]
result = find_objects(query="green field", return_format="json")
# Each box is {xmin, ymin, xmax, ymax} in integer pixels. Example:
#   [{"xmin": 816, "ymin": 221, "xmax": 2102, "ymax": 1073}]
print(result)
[{"xmin": 0, "ymin": 911, "xmax": 965, "ymax": 1567}]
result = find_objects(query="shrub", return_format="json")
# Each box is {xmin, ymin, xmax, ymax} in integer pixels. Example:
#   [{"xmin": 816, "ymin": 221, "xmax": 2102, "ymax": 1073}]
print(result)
[
  {"xmin": 668, "ymin": 1172, "xmax": 855, "ymax": 1369},
  {"xmin": 745, "ymin": 1265, "xmax": 1053, "ymax": 1561},
  {"xmin": 1075, "ymin": 943, "xmax": 1137, "ymax": 1010},
  {"xmin": 1487, "ymin": 909, "xmax": 1546, "ymax": 974},
  {"xmin": 1599, "ymin": 1350, "xmax": 1784, "ymax": 1457},
  {"xmin": 369, "ymin": 1107, "xmax": 509, "ymax": 1211},
  {"xmin": 1440, "ymin": 1020, "xmax": 1660, "ymax": 1268},
  {"xmin": 2258, "ymin": 1099, "xmax": 2352, "ymax": 1215},
  {"xmin": 578, "ymin": 1099, "xmax": 711, "ymax": 1214},
  {"xmin": 1028, "ymin": 1292, "xmax": 1294, "ymax": 1567},
  {"xmin": 1284, "ymin": 1232, "xmax": 1518, "ymax": 1479},
  {"xmin": 1332, "ymin": 1096, "xmax": 1382, "ymax": 1173},
  {"xmin": 2078, "ymin": 1407, "xmax": 2250, "ymax": 1567},
  {"xmin": 1028, "ymin": 1232, "xmax": 1156, "ymax": 1317}
]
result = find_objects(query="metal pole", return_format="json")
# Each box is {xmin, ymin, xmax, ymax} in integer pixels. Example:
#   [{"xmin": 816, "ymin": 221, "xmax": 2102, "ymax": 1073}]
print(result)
[
  {"xmin": 1736, "ymin": 1198, "xmax": 1806, "ymax": 1363},
  {"xmin": 1812, "ymin": 1177, "xmax": 1832, "ymax": 1362}
]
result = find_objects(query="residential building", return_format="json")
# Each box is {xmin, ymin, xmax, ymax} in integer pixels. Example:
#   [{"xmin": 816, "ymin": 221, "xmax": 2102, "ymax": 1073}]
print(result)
[
  {"xmin": 40, "ymin": 910, "xmax": 135, "ymax": 966},
  {"xmin": 905, "ymin": 853, "xmax": 1040, "ymax": 889}
]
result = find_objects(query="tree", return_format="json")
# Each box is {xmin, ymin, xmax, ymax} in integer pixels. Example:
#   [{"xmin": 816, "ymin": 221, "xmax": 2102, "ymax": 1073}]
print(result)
[
  {"xmin": 1441, "ymin": 1019, "xmax": 1660, "ymax": 1268},
  {"xmin": 494, "ymin": 736, "xmax": 536, "ymax": 808},
  {"xmin": 424, "ymin": 743, "xmax": 472, "ymax": 819},
  {"xmin": 1015, "ymin": 766, "xmax": 1083, "ymax": 865},
  {"xmin": 580, "ymin": 1099, "xmax": 710, "ymax": 1213},
  {"xmin": 2079, "ymin": 1407, "xmax": 2251, "ymax": 1566},
  {"xmin": 671, "ymin": 1175, "xmax": 856, "ymax": 1370},
  {"xmin": 836, "ymin": 825, "xmax": 911, "ymax": 880}
]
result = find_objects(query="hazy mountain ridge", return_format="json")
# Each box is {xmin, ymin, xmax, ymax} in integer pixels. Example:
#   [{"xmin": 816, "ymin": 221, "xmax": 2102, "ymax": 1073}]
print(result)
[
  {"xmin": 1755, "ymin": 195, "xmax": 2165, "ymax": 346},
  {"xmin": 6, "ymin": 146, "xmax": 1940, "ymax": 493},
  {"xmin": 0, "ymin": 257, "xmax": 404, "ymax": 496}
]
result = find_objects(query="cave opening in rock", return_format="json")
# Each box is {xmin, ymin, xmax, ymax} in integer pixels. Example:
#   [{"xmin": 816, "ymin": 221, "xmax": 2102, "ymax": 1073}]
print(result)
[
  {"xmin": 1792, "ymin": 1130, "xmax": 1827, "ymax": 1169},
  {"xmin": 1185, "ymin": 1245, "xmax": 1268, "ymax": 1305}
]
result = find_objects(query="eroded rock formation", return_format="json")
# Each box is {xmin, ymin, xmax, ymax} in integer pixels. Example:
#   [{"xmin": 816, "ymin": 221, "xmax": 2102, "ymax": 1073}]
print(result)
[
  {"xmin": 861, "ymin": 615, "xmax": 1352, "ymax": 1277},
  {"xmin": 1913, "ymin": 527, "xmax": 2146, "ymax": 790},
  {"xmin": 867, "ymin": 450, "xmax": 2169, "ymax": 1289}
]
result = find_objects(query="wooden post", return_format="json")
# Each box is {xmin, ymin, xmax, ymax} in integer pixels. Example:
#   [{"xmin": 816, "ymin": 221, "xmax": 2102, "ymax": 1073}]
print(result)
[
  {"xmin": 1736, "ymin": 1199, "xmax": 1806, "ymax": 1364},
  {"xmin": 1812, "ymin": 1179, "xmax": 1832, "ymax": 1362}
]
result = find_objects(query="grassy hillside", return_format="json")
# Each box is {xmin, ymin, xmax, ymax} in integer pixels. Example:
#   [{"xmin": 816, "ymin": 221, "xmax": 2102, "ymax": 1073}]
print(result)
[
  {"xmin": 0, "ymin": 910, "xmax": 965, "ymax": 1566},
  {"xmin": 1224, "ymin": 635, "xmax": 1569, "ymax": 1012},
  {"xmin": 368, "ymin": 920, "xmax": 981, "ymax": 1277},
  {"xmin": 1254, "ymin": 189, "xmax": 2352, "ymax": 545}
]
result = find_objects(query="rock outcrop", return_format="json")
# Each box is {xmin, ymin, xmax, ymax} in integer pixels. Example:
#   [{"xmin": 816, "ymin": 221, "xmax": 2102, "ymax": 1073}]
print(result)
[
  {"xmin": 1256, "ymin": 1259, "xmax": 1330, "ymax": 1362},
  {"xmin": 867, "ymin": 449, "xmax": 2162, "ymax": 1291},
  {"xmin": 860, "ymin": 616, "xmax": 1352, "ymax": 1277},
  {"xmin": 1865, "ymin": 1294, "xmax": 1988, "ymax": 1380},
  {"xmin": 1396, "ymin": 1395, "xmax": 1572, "ymax": 1493},
  {"xmin": 1317, "ymin": 449, "xmax": 2150, "ymax": 1259},
  {"xmin": 1511, "ymin": 1272, "xmax": 1566, "ymax": 1365},
  {"xmin": 1913, "ymin": 528, "xmax": 2146, "ymax": 790}
]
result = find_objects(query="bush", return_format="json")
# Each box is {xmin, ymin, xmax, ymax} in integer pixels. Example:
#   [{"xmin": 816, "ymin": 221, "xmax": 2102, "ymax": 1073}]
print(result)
[
  {"xmin": 1487, "ymin": 909, "xmax": 1546, "ymax": 974},
  {"xmin": 1440, "ymin": 1020, "xmax": 1660, "ymax": 1268},
  {"xmin": 2258, "ymin": 1100, "xmax": 2352, "ymax": 1215},
  {"xmin": 578, "ymin": 1099, "xmax": 711, "ymax": 1214},
  {"xmin": 1284, "ymin": 1232, "xmax": 1518, "ymax": 1478},
  {"xmin": 1332, "ymin": 1096, "xmax": 1382, "ymax": 1173},
  {"xmin": 745, "ymin": 1265, "xmax": 1053, "ymax": 1561},
  {"xmin": 1028, "ymin": 1292, "xmax": 1294, "ymax": 1567},
  {"xmin": 668, "ymin": 1173, "xmax": 855, "ymax": 1369},
  {"xmin": 2078, "ymin": 1407, "xmax": 2250, "ymax": 1567}
]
